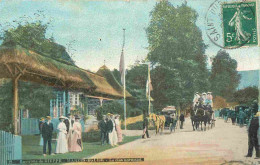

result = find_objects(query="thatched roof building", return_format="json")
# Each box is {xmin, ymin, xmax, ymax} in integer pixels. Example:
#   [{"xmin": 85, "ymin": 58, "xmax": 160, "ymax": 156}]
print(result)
[{"xmin": 0, "ymin": 44, "xmax": 131, "ymax": 99}]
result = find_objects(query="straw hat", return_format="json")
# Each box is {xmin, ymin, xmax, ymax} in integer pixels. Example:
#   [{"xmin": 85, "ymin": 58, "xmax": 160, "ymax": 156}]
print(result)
[
  {"xmin": 255, "ymin": 112, "xmax": 260, "ymax": 117},
  {"xmin": 46, "ymin": 116, "xmax": 51, "ymax": 120},
  {"xmin": 59, "ymin": 116, "xmax": 65, "ymax": 119}
]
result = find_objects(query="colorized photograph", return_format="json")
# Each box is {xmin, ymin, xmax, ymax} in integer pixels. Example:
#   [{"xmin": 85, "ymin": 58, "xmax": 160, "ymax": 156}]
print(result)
[{"xmin": 0, "ymin": 0, "xmax": 259, "ymax": 164}]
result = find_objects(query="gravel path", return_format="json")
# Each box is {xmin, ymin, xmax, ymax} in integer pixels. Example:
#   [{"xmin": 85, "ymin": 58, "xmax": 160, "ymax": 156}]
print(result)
[{"xmin": 67, "ymin": 118, "xmax": 260, "ymax": 165}]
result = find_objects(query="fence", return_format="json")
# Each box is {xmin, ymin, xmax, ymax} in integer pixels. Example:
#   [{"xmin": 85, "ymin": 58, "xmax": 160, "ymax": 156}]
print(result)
[
  {"xmin": 0, "ymin": 130, "xmax": 22, "ymax": 165},
  {"xmin": 21, "ymin": 118, "xmax": 40, "ymax": 135}
]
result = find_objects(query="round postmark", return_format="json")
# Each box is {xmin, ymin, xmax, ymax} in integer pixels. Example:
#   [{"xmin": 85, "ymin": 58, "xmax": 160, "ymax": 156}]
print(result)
[{"xmin": 205, "ymin": 0, "xmax": 258, "ymax": 49}]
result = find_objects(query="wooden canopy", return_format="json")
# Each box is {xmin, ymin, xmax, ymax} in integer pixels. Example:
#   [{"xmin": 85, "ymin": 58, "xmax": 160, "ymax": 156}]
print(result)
[
  {"xmin": 0, "ymin": 44, "xmax": 131, "ymax": 98},
  {"xmin": 0, "ymin": 44, "xmax": 131, "ymax": 134}
]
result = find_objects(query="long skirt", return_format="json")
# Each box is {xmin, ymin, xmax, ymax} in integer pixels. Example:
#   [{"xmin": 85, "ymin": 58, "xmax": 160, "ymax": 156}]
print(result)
[
  {"xmin": 115, "ymin": 125, "xmax": 123, "ymax": 143},
  {"xmin": 39, "ymin": 135, "xmax": 43, "ymax": 146},
  {"xmin": 109, "ymin": 130, "xmax": 118, "ymax": 146},
  {"xmin": 67, "ymin": 130, "xmax": 73, "ymax": 152},
  {"xmin": 55, "ymin": 132, "xmax": 68, "ymax": 154},
  {"xmin": 70, "ymin": 132, "xmax": 82, "ymax": 152}
]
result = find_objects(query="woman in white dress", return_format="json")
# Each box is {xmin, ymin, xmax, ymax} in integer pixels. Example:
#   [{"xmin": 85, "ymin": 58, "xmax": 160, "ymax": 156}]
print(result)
[
  {"xmin": 55, "ymin": 116, "xmax": 68, "ymax": 154},
  {"xmin": 108, "ymin": 114, "xmax": 118, "ymax": 146}
]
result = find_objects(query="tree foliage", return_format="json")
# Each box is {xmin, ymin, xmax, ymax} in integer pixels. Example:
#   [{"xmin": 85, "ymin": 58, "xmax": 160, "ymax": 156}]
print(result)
[
  {"xmin": 0, "ymin": 80, "xmax": 55, "ymax": 132},
  {"xmin": 210, "ymin": 50, "xmax": 240, "ymax": 100},
  {"xmin": 0, "ymin": 12, "xmax": 75, "ymax": 65},
  {"xmin": 233, "ymin": 86, "xmax": 258, "ymax": 105},
  {"xmin": 0, "ymin": 13, "xmax": 75, "ymax": 132},
  {"xmin": 146, "ymin": 1, "xmax": 209, "ymax": 111}
]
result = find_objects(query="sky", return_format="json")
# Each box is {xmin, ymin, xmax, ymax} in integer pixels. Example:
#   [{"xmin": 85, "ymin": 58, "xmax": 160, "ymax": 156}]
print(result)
[{"xmin": 0, "ymin": 0, "xmax": 259, "ymax": 72}]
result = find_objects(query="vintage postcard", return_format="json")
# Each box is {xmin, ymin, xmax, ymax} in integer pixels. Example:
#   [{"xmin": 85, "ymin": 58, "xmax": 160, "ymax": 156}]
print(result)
[{"xmin": 0, "ymin": 0, "xmax": 260, "ymax": 164}]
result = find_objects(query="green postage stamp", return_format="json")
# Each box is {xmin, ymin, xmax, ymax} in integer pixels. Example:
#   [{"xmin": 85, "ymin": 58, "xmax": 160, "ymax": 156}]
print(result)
[{"xmin": 222, "ymin": 1, "xmax": 258, "ymax": 48}]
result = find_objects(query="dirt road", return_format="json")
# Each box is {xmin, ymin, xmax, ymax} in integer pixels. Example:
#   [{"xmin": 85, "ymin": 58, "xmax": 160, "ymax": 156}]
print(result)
[{"xmin": 69, "ymin": 118, "xmax": 259, "ymax": 165}]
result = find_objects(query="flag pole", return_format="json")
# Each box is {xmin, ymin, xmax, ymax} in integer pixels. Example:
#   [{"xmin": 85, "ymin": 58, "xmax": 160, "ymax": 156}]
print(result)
[
  {"xmin": 124, "ymin": 67, "xmax": 126, "ymax": 131},
  {"xmin": 148, "ymin": 63, "xmax": 151, "ymax": 115},
  {"xmin": 122, "ymin": 28, "xmax": 127, "ymax": 131}
]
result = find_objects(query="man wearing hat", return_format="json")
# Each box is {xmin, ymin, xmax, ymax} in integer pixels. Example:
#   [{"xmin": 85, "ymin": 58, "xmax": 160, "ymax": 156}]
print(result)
[
  {"xmin": 245, "ymin": 112, "xmax": 260, "ymax": 158},
  {"xmin": 202, "ymin": 92, "xmax": 207, "ymax": 105},
  {"xmin": 42, "ymin": 116, "xmax": 54, "ymax": 156},
  {"xmin": 98, "ymin": 115, "xmax": 108, "ymax": 145},
  {"xmin": 107, "ymin": 113, "xmax": 118, "ymax": 146},
  {"xmin": 251, "ymin": 100, "xmax": 258, "ymax": 116}
]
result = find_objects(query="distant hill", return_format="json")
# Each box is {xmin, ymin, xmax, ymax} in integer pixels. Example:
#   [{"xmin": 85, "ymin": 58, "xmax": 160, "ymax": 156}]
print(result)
[{"xmin": 238, "ymin": 70, "xmax": 259, "ymax": 90}]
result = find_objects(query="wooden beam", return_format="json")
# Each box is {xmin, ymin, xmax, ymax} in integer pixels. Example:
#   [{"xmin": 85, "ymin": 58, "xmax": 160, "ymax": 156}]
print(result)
[
  {"xmin": 15, "ymin": 64, "xmax": 26, "ymax": 76},
  {"xmin": 4, "ymin": 63, "xmax": 14, "ymax": 77},
  {"xmin": 85, "ymin": 95, "xmax": 114, "ymax": 101},
  {"xmin": 13, "ymin": 77, "xmax": 19, "ymax": 135},
  {"xmin": 59, "ymin": 79, "xmax": 66, "ymax": 87}
]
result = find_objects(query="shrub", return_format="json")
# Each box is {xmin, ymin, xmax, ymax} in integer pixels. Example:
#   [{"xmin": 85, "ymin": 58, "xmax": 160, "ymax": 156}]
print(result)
[
  {"xmin": 121, "ymin": 121, "xmax": 155, "ymax": 130},
  {"xmin": 82, "ymin": 130, "xmax": 101, "ymax": 142}
]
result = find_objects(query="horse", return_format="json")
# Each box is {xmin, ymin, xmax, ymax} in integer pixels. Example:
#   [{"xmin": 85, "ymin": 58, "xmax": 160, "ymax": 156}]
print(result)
[
  {"xmin": 149, "ymin": 113, "xmax": 166, "ymax": 134},
  {"xmin": 191, "ymin": 106, "xmax": 212, "ymax": 131}
]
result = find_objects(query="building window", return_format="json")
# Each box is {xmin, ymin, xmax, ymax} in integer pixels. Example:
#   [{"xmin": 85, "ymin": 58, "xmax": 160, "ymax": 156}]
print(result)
[{"xmin": 75, "ymin": 94, "xmax": 78, "ymax": 105}]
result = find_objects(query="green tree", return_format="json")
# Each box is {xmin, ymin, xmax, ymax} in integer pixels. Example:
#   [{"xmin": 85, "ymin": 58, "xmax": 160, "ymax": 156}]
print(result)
[
  {"xmin": 0, "ymin": 14, "xmax": 75, "ymax": 132},
  {"xmin": 233, "ymin": 86, "xmax": 258, "ymax": 105},
  {"xmin": 0, "ymin": 80, "xmax": 55, "ymax": 131},
  {"xmin": 125, "ymin": 64, "xmax": 149, "ymax": 113},
  {"xmin": 146, "ymin": 1, "xmax": 209, "ymax": 111},
  {"xmin": 0, "ymin": 13, "xmax": 75, "ymax": 65},
  {"xmin": 210, "ymin": 50, "xmax": 240, "ymax": 100}
]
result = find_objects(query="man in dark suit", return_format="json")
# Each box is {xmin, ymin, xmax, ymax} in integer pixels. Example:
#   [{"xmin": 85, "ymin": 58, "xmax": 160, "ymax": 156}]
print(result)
[
  {"xmin": 252, "ymin": 100, "xmax": 258, "ymax": 116},
  {"xmin": 142, "ymin": 114, "xmax": 150, "ymax": 139},
  {"xmin": 105, "ymin": 116, "xmax": 109, "ymax": 144},
  {"xmin": 65, "ymin": 113, "xmax": 74, "ymax": 151},
  {"xmin": 64, "ymin": 113, "xmax": 74, "ymax": 134},
  {"xmin": 98, "ymin": 115, "xmax": 108, "ymax": 145},
  {"xmin": 107, "ymin": 114, "xmax": 113, "ymax": 133},
  {"xmin": 245, "ymin": 112, "xmax": 260, "ymax": 159},
  {"xmin": 179, "ymin": 113, "xmax": 185, "ymax": 129},
  {"xmin": 42, "ymin": 116, "xmax": 54, "ymax": 156}
]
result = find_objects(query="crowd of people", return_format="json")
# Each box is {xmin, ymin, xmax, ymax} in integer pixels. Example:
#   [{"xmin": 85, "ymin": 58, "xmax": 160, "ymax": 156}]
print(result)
[
  {"xmin": 193, "ymin": 92, "xmax": 213, "ymax": 108},
  {"xmin": 218, "ymin": 100, "xmax": 259, "ymax": 159},
  {"xmin": 219, "ymin": 101, "xmax": 258, "ymax": 126},
  {"xmin": 38, "ymin": 114, "xmax": 83, "ymax": 156},
  {"xmin": 98, "ymin": 113, "xmax": 123, "ymax": 146}
]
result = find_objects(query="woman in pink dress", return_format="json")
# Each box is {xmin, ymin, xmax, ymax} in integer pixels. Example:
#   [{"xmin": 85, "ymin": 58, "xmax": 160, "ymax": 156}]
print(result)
[
  {"xmin": 70, "ymin": 115, "xmax": 82, "ymax": 152},
  {"xmin": 115, "ymin": 115, "xmax": 123, "ymax": 143}
]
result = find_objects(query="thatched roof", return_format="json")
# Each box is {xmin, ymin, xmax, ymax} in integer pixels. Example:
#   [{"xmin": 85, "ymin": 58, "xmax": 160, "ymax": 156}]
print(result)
[
  {"xmin": 0, "ymin": 44, "xmax": 131, "ymax": 99},
  {"xmin": 97, "ymin": 65, "xmax": 132, "ymax": 98}
]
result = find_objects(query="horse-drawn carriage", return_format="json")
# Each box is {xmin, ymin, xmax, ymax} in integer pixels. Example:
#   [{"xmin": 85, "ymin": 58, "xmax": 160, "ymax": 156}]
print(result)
[
  {"xmin": 191, "ymin": 92, "xmax": 215, "ymax": 131},
  {"xmin": 148, "ymin": 106, "xmax": 177, "ymax": 134},
  {"xmin": 162, "ymin": 106, "xmax": 178, "ymax": 133}
]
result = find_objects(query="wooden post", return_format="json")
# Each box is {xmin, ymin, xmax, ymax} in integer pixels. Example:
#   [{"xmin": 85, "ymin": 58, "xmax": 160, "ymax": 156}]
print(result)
[
  {"xmin": 50, "ymin": 100, "xmax": 53, "ymax": 118},
  {"xmin": 13, "ymin": 78, "xmax": 19, "ymax": 135},
  {"xmin": 67, "ymin": 91, "xmax": 70, "ymax": 115},
  {"xmin": 63, "ymin": 91, "xmax": 66, "ymax": 116},
  {"xmin": 56, "ymin": 92, "xmax": 59, "ymax": 117}
]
